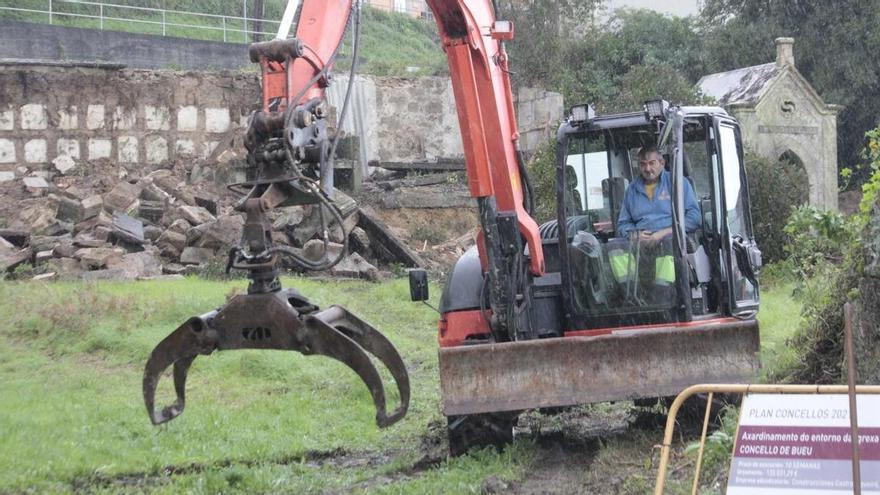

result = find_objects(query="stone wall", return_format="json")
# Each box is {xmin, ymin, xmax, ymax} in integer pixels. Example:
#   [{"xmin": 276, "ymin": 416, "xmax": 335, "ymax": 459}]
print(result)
[
  {"xmin": 0, "ymin": 64, "xmax": 563, "ymax": 181},
  {"xmin": 0, "ymin": 63, "xmax": 259, "ymax": 177},
  {"xmin": 329, "ymin": 76, "xmax": 564, "ymax": 165}
]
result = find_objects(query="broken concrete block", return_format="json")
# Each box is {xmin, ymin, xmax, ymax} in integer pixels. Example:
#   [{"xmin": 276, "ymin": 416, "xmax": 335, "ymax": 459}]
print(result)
[
  {"xmin": 103, "ymin": 181, "xmax": 143, "ymax": 213},
  {"xmin": 107, "ymin": 251, "xmax": 163, "ymax": 279},
  {"xmin": 56, "ymin": 195, "xmax": 84, "ymax": 223},
  {"xmin": 52, "ymin": 155, "xmax": 76, "ymax": 175},
  {"xmin": 17, "ymin": 204, "xmax": 58, "ymax": 236},
  {"xmin": 61, "ymin": 185, "xmax": 88, "ymax": 201},
  {"xmin": 46, "ymin": 257, "xmax": 83, "ymax": 279},
  {"xmin": 349, "ymin": 226, "xmax": 372, "ymax": 255},
  {"xmin": 187, "ymin": 214, "xmax": 243, "ymax": 251},
  {"xmin": 75, "ymin": 247, "xmax": 123, "ymax": 269},
  {"xmin": 94, "ymin": 225, "xmax": 112, "ymax": 242},
  {"xmin": 111, "ymin": 212, "xmax": 144, "ymax": 245},
  {"xmin": 156, "ymin": 230, "xmax": 186, "ymax": 257},
  {"xmin": 23, "ymin": 176, "xmax": 49, "ymax": 189},
  {"xmin": 35, "ymin": 250, "xmax": 54, "ymax": 265},
  {"xmin": 72, "ymin": 234, "xmax": 107, "ymax": 248},
  {"xmin": 53, "ymin": 241, "xmax": 76, "ymax": 258},
  {"xmin": 80, "ymin": 195, "xmax": 103, "ymax": 220},
  {"xmin": 0, "ymin": 171, "xmax": 15, "ymax": 183},
  {"xmin": 166, "ymin": 218, "xmax": 192, "ymax": 235},
  {"xmin": 73, "ymin": 210, "xmax": 112, "ymax": 236},
  {"xmin": 139, "ymin": 182, "xmax": 171, "ymax": 203},
  {"xmin": 178, "ymin": 205, "xmax": 215, "ymax": 226},
  {"xmin": 330, "ymin": 252, "xmax": 379, "ymax": 281},
  {"xmin": 179, "ymin": 246, "xmax": 214, "ymax": 265},
  {"xmin": 37, "ymin": 220, "xmax": 73, "ymax": 237},
  {"xmin": 144, "ymin": 225, "xmax": 163, "ymax": 242},
  {"xmin": 194, "ymin": 194, "xmax": 218, "ymax": 216},
  {"xmin": 303, "ymin": 239, "xmax": 345, "ymax": 263},
  {"xmin": 30, "ymin": 234, "xmax": 70, "ymax": 253},
  {"xmin": 1, "ymin": 247, "xmax": 32, "ymax": 272},
  {"xmin": 32, "ymin": 272, "xmax": 57, "ymax": 281},
  {"xmin": 272, "ymin": 205, "xmax": 307, "ymax": 232},
  {"xmin": 137, "ymin": 200, "xmax": 165, "ymax": 224}
]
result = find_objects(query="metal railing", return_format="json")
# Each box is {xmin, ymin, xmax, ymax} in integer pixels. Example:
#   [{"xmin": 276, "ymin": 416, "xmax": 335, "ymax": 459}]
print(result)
[
  {"xmin": 0, "ymin": 0, "xmax": 281, "ymax": 43},
  {"xmin": 0, "ymin": 0, "xmax": 433, "ymax": 44}
]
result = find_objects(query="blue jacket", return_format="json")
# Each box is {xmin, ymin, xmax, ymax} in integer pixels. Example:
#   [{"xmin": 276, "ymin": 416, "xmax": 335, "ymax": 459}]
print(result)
[{"xmin": 617, "ymin": 170, "xmax": 701, "ymax": 237}]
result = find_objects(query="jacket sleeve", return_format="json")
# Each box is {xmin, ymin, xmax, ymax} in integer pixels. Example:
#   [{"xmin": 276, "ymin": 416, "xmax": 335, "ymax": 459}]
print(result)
[
  {"xmin": 684, "ymin": 180, "xmax": 701, "ymax": 232},
  {"xmin": 617, "ymin": 188, "xmax": 635, "ymax": 237}
]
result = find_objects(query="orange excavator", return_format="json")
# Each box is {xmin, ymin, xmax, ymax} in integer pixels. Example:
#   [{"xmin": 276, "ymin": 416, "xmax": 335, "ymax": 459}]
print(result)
[{"xmin": 143, "ymin": 0, "xmax": 763, "ymax": 455}]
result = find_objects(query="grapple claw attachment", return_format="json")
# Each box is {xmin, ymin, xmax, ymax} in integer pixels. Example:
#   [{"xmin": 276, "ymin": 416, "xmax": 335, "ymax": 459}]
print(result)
[{"xmin": 142, "ymin": 289, "xmax": 410, "ymax": 428}]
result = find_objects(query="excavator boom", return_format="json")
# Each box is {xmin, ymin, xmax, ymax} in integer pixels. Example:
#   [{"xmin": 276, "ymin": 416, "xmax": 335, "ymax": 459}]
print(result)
[{"xmin": 143, "ymin": 0, "xmax": 410, "ymax": 429}]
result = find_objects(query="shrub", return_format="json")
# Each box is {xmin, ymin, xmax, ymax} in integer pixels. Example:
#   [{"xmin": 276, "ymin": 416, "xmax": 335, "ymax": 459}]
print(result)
[
  {"xmin": 745, "ymin": 153, "xmax": 809, "ymax": 263},
  {"xmin": 783, "ymin": 205, "xmax": 857, "ymax": 279},
  {"xmin": 526, "ymin": 138, "xmax": 558, "ymax": 225},
  {"xmin": 778, "ymin": 125, "xmax": 880, "ymax": 383}
]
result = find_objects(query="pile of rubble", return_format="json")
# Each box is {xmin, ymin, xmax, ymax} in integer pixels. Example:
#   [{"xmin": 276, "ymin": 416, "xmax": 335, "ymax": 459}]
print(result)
[{"xmin": 0, "ymin": 156, "xmax": 426, "ymax": 282}]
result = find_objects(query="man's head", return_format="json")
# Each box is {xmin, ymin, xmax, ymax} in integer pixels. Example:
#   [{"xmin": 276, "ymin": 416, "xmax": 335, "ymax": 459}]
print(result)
[{"xmin": 637, "ymin": 145, "xmax": 665, "ymax": 184}]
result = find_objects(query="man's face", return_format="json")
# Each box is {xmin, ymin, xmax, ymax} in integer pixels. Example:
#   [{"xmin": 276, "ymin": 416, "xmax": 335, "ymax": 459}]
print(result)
[{"xmin": 638, "ymin": 151, "xmax": 664, "ymax": 184}]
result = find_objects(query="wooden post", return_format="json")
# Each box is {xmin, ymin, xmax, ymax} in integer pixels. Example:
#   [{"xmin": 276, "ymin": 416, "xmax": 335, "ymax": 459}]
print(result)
[{"xmin": 844, "ymin": 302, "xmax": 862, "ymax": 495}]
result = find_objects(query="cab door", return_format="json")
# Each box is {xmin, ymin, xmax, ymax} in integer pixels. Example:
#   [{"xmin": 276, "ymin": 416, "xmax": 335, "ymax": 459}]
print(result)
[{"xmin": 711, "ymin": 118, "xmax": 760, "ymax": 314}]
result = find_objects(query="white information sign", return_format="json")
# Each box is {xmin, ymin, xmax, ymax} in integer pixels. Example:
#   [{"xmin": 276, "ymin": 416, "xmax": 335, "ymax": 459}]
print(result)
[{"xmin": 728, "ymin": 394, "xmax": 880, "ymax": 494}]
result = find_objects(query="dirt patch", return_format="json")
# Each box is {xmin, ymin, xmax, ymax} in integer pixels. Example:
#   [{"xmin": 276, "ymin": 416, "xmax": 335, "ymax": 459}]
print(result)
[{"xmin": 370, "ymin": 206, "xmax": 478, "ymax": 274}]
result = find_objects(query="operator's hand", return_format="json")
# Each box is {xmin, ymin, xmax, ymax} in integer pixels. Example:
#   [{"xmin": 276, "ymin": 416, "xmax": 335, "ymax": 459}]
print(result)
[
  {"xmin": 636, "ymin": 228, "xmax": 672, "ymax": 247},
  {"xmin": 636, "ymin": 230, "xmax": 656, "ymax": 247}
]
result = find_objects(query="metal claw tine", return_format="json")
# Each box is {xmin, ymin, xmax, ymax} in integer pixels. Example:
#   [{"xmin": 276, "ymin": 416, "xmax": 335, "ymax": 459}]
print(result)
[
  {"xmin": 143, "ymin": 316, "xmax": 216, "ymax": 425},
  {"xmin": 311, "ymin": 306, "xmax": 411, "ymax": 426}
]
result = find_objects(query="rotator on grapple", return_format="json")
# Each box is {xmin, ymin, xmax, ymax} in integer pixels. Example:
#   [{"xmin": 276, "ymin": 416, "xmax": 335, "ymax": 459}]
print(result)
[{"xmin": 143, "ymin": 0, "xmax": 409, "ymax": 428}]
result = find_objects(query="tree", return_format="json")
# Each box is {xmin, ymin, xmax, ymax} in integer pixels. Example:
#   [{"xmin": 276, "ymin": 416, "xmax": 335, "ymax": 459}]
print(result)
[{"xmin": 698, "ymin": 0, "xmax": 880, "ymax": 184}]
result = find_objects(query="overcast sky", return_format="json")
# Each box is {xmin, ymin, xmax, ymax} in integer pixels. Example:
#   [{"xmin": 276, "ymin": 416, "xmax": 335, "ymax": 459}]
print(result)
[{"xmin": 605, "ymin": 0, "xmax": 701, "ymax": 17}]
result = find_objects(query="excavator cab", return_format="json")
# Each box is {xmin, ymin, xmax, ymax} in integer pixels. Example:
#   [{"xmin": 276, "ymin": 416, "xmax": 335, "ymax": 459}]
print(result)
[
  {"xmin": 435, "ymin": 102, "xmax": 762, "ymax": 454},
  {"xmin": 557, "ymin": 102, "xmax": 762, "ymax": 328}
]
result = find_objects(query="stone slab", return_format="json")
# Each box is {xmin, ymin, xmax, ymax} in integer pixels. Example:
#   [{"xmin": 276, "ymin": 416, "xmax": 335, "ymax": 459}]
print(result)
[{"xmin": 179, "ymin": 246, "xmax": 214, "ymax": 265}]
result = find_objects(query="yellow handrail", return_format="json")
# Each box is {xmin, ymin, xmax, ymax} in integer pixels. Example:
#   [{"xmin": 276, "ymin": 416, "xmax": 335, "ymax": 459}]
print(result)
[{"xmin": 654, "ymin": 383, "xmax": 880, "ymax": 495}]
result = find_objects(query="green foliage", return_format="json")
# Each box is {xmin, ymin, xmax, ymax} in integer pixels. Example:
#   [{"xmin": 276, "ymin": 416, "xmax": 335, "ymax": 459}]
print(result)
[
  {"xmin": 782, "ymin": 206, "xmax": 856, "ymax": 279},
  {"xmin": 859, "ymin": 127, "xmax": 880, "ymax": 214},
  {"xmin": 526, "ymin": 138, "xmax": 559, "ymax": 224},
  {"xmin": 776, "ymin": 125, "xmax": 880, "ymax": 384},
  {"xmin": 745, "ymin": 153, "xmax": 809, "ymax": 262},
  {"xmin": 683, "ymin": 405, "xmax": 739, "ymax": 489},
  {"xmin": 508, "ymin": 6, "xmax": 706, "ymax": 113}
]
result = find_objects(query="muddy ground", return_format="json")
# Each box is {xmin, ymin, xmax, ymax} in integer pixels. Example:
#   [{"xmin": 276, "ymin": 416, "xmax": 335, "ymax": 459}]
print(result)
[{"xmin": 76, "ymin": 401, "xmax": 715, "ymax": 494}]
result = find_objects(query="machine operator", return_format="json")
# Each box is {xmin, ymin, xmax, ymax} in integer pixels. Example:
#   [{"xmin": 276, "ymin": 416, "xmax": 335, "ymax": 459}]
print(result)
[{"xmin": 609, "ymin": 145, "xmax": 700, "ymax": 291}]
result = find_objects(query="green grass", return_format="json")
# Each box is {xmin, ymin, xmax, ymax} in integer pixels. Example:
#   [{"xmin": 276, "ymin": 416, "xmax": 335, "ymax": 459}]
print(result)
[
  {"xmin": 0, "ymin": 274, "xmax": 803, "ymax": 493},
  {"xmin": 0, "ymin": 277, "xmax": 527, "ymax": 493},
  {"xmin": 756, "ymin": 281, "xmax": 803, "ymax": 380},
  {"xmin": 0, "ymin": 1, "xmax": 447, "ymax": 76}
]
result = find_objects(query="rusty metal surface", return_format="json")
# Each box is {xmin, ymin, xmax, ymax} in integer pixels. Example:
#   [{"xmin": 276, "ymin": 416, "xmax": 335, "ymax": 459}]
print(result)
[
  {"xmin": 438, "ymin": 319, "xmax": 760, "ymax": 416},
  {"xmin": 143, "ymin": 289, "xmax": 409, "ymax": 427}
]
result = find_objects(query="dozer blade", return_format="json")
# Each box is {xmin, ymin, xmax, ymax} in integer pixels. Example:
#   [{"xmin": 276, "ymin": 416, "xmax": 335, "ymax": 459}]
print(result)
[
  {"xmin": 143, "ymin": 289, "xmax": 409, "ymax": 427},
  {"xmin": 439, "ymin": 319, "xmax": 759, "ymax": 416}
]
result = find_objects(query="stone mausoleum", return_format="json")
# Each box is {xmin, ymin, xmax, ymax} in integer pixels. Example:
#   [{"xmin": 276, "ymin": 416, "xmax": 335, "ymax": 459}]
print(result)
[{"xmin": 698, "ymin": 38, "xmax": 841, "ymax": 210}]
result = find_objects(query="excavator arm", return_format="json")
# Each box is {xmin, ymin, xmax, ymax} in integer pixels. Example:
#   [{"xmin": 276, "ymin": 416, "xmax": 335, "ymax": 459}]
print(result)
[
  {"xmin": 143, "ymin": 0, "xmax": 542, "ymax": 432},
  {"xmin": 428, "ymin": 0, "xmax": 543, "ymax": 342},
  {"xmin": 143, "ymin": 0, "xmax": 410, "ymax": 429}
]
